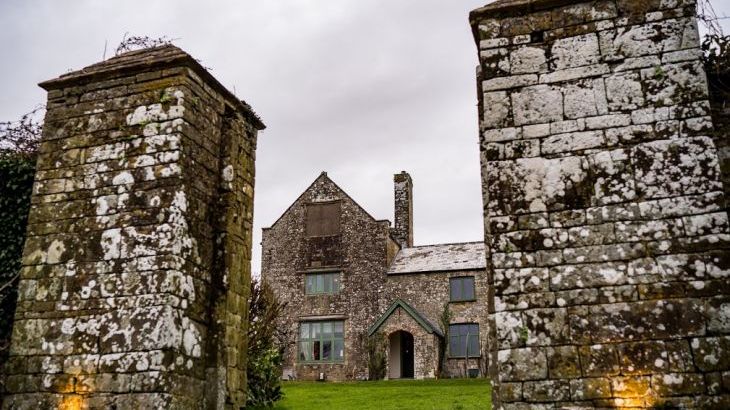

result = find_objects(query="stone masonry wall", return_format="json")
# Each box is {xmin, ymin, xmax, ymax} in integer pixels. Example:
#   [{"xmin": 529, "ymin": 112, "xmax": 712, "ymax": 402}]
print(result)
[
  {"xmin": 392, "ymin": 171, "xmax": 413, "ymax": 248},
  {"xmin": 471, "ymin": 0, "xmax": 730, "ymax": 408},
  {"xmin": 377, "ymin": 307, "xmax": 440, "ymax": 380},
  {"xmin": 261, "ymin": 173, "xmax": 394, "ymax": 381},
  {"xmin": 385, "ymin": 268, "xmax": 489, "ymax": 378},
  {"xmin": 3, "ymin": 46, "xmax": 262, "ymax": 409}
]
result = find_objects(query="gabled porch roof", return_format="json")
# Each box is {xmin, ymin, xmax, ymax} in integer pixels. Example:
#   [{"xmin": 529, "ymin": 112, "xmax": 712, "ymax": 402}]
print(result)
[{"xmin": 367, "ymin": 299, "xmax": 443, "ymax": 337}]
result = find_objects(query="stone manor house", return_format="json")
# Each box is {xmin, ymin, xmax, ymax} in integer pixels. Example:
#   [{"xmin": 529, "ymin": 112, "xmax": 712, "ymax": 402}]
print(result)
[{"xmin": 262, "ymin": 171, "xmax": 488, "ymax": 380}]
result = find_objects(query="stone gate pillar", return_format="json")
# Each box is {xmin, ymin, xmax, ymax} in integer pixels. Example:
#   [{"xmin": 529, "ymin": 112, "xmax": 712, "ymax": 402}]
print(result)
[
  {"xmin": 471, "ymin": 0, "xmax": 730, "ymax": 408},
  {"xmin": 3, "ymin": 45, "xmax": 264, "ymax": 409}
]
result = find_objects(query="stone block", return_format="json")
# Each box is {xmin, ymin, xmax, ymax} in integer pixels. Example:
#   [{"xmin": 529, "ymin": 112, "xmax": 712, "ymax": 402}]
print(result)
[
  {"xmin": 618, "ymin": 341, "xmax": 669, "ymax": 374},
  {"xmin": 498, "ymin": 347, "xmax": 547, "ymax": 381},
  {"xmin": 523, "ymin": 308, "xmax": 569, "ymax": 346},
  {"xmin": 542, "ymin": 130, "xmax": 605, "ymax": 155},
  {"xmin": 605, "ymin": 72, "xmax": 645, "ymax": 111},
  {"xmin": 482, "ymin": 91, "xmax": 511, "ymax": 129},
  {"xmin": 495, "ymin": 311, "xmax": 525, "ymax": 349},
  {"xmin": 480, "ymin": 47, "xmax": 510, "ymax": 77},
  {"xmin": 494, "ymin": 267, "xmax": 549, "ymax": 295},
  {"xmin": 550, "ymin": 262, "xmax": 629, "ymax": 291},
  {"xmin": 642, "ymin": 61, "xmax": 708, "ymax": 107},
  {"xmin": 632, "ymin": 137, "xmax": 723, "ymax": 200},
  {"xmin": 523, "ymin": 380, "xmax": 570, "ymax": 402},
  {"xmin": 547, "ymin": 345, "xmax": 581, "ymax": 378},
  {"xmin": 707, "ymin": 300, "xmax": 730, "ymax": 333},
  {"xmin": 500, "ymin": 382, "xmax": 523, "ymax": 402},
  {"xmin": 511, "ymin": 85, "xmax": 563, "ymax": 126},
  {"xmin": 539, "ymin": 64, "xmax": 609, "ymax": 84},
  {"xmin": 510, "ymin": 46, "xmax": 547, "ymax": 74},
  {"xmin": 570, "ymin": 300, "xmax": 705, "ymax": 344},
  {"xmin": 483, "ymin": 74, "xmax": 538, "ymax": 91},
  {"xmin": 579, "ymin": 344, "xmax": 621, "ymax": 377},
  {"xmin": 569, "ymin": 377, "xmax": 613, "ymax": 400},
  {"xmin": 653, "ymin": 373, "xmax": 707, "ymax": 396},
  {"xmin": 610, "ymin": 375, "xmax": 652, "ymax": 398},
  {"xmin": 551, "ymin": 33, "xmax": 601, "ymax": 70},
  {"xmin": 691, "ymin": 336, "xmax": 730, "ymax": 372}
]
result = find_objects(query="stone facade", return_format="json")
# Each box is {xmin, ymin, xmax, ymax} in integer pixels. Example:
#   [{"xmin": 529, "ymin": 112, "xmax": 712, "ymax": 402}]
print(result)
[
  {"xmin": 262, "ymin": 173, "xmax": 394, "ymax": 381},
  {"xmin": 471, "ymin": 0, "xmax": 730, "ymax": 408},
  {"xmin": 374, "ymin": 304, "xmax": 441, "ymax": 380},
  {"xmin": 3, "ymin": 46, "xmax": 263, "ymax": 409},
  {"xmin": 385, "ymin": 266, "xmax": 489, "ymax": 378},
  {"xmin": 392, "ymin": 171, "xmax": 414, "ymax": 248},
  {"xmin": 262, "ymin": 172, "xmax": 489, "ymax": 381}
]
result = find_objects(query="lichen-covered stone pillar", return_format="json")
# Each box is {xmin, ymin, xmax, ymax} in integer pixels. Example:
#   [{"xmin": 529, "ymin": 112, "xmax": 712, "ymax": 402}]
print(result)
[
  {"xmin": 392, "ymin": 171, "xmax": 414, "ymax": 248},
  {"xmin": 2, "ymin": 45, "xmax": 264, "ymax": 409},
  {"xmin": 470, "ymin": 0, "xmax": 730, "ymax": 408}
]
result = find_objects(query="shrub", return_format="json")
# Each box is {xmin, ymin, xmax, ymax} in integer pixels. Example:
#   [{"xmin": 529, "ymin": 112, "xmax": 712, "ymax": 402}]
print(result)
[
  {"xmin": 0, "ymin": 109, "xmax": 41, "ymax": 380},
  {"xmin": 247, "ymin": 279, "xmax": 286, "ymax": 408},
  {"xmin": 364, "ymin": 332, "xmax": 387, "ymax": 380}
]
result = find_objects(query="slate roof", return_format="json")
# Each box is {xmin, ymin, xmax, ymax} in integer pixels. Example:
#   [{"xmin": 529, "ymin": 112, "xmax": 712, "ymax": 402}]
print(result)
[
  {"xmin": 387, "ymin": 241, "xmax": 486, "ymax": 275},
  {"xmin": 368, "ymin": 299, "xmax": 443, "ymax": 337}
]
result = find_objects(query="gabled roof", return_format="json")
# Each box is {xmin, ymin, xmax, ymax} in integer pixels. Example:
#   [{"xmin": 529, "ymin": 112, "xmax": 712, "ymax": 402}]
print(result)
[
  {"xmin": 368, "ymin": 299, "xmax": 443, "ymax": 337},
  {"xmin": 387, "ymin": 241, "xmax": 486, "ymax": 275},
  {"xmin": 264, "ymin": 171, "xmax": 393, "ymax": 232}
]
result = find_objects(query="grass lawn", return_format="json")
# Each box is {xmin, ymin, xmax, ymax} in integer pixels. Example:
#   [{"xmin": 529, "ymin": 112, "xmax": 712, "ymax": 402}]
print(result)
[{"xmin": 270, "ymin": 378, "xmax": 491, "ymax": 410}]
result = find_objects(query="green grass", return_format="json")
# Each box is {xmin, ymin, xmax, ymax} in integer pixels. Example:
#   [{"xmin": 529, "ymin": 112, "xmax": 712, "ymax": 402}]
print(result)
[{"xmin": 270, "ymin": 378, "xmax": 491, "ymax": 410}]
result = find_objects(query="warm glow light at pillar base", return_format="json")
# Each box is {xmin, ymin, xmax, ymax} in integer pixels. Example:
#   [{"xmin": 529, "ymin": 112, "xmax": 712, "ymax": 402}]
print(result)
[
  {"xmin": 59, "ymin": 394, "xmax": 85, "ymax": 410},
  {"xmin": 612, "ymin": 377, "xmax": 658, "ymax": 409}
]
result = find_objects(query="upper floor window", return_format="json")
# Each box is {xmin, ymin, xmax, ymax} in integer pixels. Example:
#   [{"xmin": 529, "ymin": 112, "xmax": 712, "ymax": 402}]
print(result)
[
  {"xmin": 306, "ymin": 202, "xmax": 340, "ymax": 237},
  {"xmin": 449, "ymin": 323, "xmax": 479, "ymax": 358},
  {"xmin": 305, "ymin": 272, "xmax": 341, "ymax": 295},
  {"xmin": 450, "ymin": 276, "xmax": 475, "ymax": 302},
  {"xmin": 299, "ymin": 321, "xmax": 345, "ymax": 362}
]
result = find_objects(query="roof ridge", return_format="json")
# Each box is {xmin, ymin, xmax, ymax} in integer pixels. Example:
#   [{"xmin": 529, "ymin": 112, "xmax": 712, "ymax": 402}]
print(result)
[{"xmin": 404, "ymin": 240, "xmax": 484, "ymax": 249}]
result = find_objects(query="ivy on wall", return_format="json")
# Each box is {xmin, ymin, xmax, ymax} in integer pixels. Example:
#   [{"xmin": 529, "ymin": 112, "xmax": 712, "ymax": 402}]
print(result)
[
  {"xmin": 0, "ymin": 107, "xmax": 42, "ymax": 371},
  {"xmin": 0, "ymin": 154, "xmax": 36, "ymax": 363}
]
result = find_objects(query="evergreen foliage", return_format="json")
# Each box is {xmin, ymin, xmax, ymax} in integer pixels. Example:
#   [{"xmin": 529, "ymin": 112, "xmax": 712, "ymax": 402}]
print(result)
[{"xmin": 247, "ymin": 279, "xmax": 286, "ymax": 407}]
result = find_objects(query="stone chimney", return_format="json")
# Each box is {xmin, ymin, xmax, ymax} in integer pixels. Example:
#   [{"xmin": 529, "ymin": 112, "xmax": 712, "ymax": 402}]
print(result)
[{"xmin": 392, "ymin": 171, "xmax": 413, "ymax": 248}]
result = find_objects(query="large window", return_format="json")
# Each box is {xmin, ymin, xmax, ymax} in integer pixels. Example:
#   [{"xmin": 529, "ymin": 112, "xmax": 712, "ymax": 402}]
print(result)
[
  {"xmin": 306, "ymin": 202, "xmax": 340, "ymax": 236},
  {"xmin": 299, "ymin": 321, "xmax": 345, "ymax": 362},
  {"xmin": 450, "ymin": 276, "xmax": 475, "ymax": 302},
  {"xmin": 449, "ymin": 324, "xmax": 479, "ymax": 358},
  {"xmin": 305, "ymin": 272, "xmax": 341, "ymax": 295}
]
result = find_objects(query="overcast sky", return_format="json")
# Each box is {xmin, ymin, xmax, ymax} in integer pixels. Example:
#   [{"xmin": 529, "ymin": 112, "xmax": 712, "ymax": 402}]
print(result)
[{"xmin": 1, "ymin": 1, "xmax": 729, "ymax": 275}]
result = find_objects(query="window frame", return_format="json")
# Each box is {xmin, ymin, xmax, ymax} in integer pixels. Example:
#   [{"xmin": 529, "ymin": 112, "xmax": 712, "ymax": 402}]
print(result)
[
  {"xmin": 448, "ymin": 323, "xmax": 480, "ymax": 358},
  {"xmin": 304, "ymin": 272, "xmax": 341, "ymax": 295},
  {"xmin": 298, "ymin": 320, "xmax": 345, "ymax": 363},
  {"xmin": 449, "ymin": 276, "xmax": 476, "ymax": 302}
]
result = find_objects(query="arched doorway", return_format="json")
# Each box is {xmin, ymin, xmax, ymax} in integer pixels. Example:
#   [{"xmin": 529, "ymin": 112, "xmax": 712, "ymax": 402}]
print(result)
[{"xmin": 389, "ymin": 331, "xmax": 414, "ymax": 379}]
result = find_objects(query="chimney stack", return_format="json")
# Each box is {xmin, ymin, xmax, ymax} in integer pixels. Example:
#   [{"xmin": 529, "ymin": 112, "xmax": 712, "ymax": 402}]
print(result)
[{"xmin": 392, "ymin": 171, "xmax": 413, "ymax": 248}]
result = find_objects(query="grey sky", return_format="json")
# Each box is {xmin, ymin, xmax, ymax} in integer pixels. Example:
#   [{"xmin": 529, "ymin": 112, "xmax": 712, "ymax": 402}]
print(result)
[{"xmin": 1, "ymin": 1, "xmax": 729, "ymax": 275}]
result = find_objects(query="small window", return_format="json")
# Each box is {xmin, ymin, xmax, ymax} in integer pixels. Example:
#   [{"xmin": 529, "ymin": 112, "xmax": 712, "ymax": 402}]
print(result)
[
  {"xmin": 449, "ymin": 323, "xmax": 480, "ymax": 358},
  {"xmin": 299, "ymin": 321, "xmax": 345, "ymax": 362},
  {"xmin": 450, "ymin": 276, "xmax": 475, "ymax": 302},
  {"xmin": 305, "ymin": 272, "xmax": 341, "ymax": 295},
  {"xmin": 306, "ymin": 202, "xmax": 340, "ymax": 237}
]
